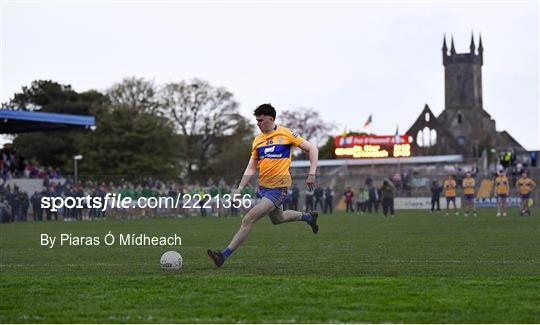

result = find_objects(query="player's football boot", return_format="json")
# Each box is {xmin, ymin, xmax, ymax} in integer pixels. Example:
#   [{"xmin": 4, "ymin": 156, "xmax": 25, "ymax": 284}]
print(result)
[
  {"xmin": 207, "ymin": 249, "xmax": 225, "ymax": 267},
  {"xmin": 307, "ymin": 211, "xmax": 319, "ymax": 234}
]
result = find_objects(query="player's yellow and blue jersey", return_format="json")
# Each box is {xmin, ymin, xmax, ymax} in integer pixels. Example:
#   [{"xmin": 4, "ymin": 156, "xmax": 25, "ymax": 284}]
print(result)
[
  {"xmin": 495, "ymin": 176, "xmax": 510, "ymax": 195},
  {"xmin": 517, "ymin": 177, "xmax": 536, "ymax": 195},
  {"xmin": 462, "ymin": 177, "xmax": 475, "ymax": 195},
  {"xmin": 443, "ymin": 178, "xmax": 457, "ymax": 197},
  {"xmin": 251, "ymin": 125, "xmax": 304, "ymax": 188}
]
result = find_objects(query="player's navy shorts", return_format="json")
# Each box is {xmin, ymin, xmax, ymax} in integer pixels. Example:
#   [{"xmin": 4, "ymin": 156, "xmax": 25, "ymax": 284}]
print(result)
[
  {"xmin": 464, "ymin": 194, "xmax": 475, "ymax": 201},
  {"xmin": 446, "ymin": 196, "xmax": 456, "ymax": 203},
  {"xmin": 520, "ymin": 193, "xmax": 530, "ymax": 200},
  {"xmin": 497, "ymin": 194, "xmax": 508, "ymax": 199},
  {"xmin": 257, "ymin": 186, "xmax": 288, "ymax": 208}
]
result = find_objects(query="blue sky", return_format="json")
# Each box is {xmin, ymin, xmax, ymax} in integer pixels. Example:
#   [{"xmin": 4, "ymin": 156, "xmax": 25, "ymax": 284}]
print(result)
[{"xmin": 1, "ymin": 1, "xmax": 538, "ymax": 149}]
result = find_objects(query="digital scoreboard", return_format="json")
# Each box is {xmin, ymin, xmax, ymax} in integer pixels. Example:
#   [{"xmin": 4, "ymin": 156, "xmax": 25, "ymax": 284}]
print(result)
[{"xmin": 334, "ymin": 135, "xmax": 413, "ymax": 158}]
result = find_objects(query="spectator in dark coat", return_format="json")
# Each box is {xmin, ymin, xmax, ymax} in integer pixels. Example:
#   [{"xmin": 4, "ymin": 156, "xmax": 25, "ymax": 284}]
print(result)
[
  {"xmin": 314, "ymin": 186, "xmax": 324, "ymax": 211},
  {"xmin": 367, "ymin": 185, "xmax": 379, "ymax": 213},
  {"xmin": 20, "ymin": 191, "xmax": 29, "ymax": 221},
  {"xmin": 380, "ymin": 179, "xmax": 395, "ymax": 217},
  {"xmin": 291, "ymin": 184, "xmax": 300, "ymax": 211},
  {"xmin": 430, "ymin": 180, "xmax": 442, "ymax": 213},
  {"xmin": 324, "ymin": 187, "xmax": 334, "ymax": 214},
  {"xmin": 31, "ymin": 190, "xmax": 43, "ymax": 221}
]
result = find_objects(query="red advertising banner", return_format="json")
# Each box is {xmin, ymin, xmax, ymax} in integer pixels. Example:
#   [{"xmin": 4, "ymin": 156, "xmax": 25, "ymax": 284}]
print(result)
[
  {"xmin": 334, "ymin": 135, "xmax": 412, "ymax": 147},
  {"xmin": 334, "ymin": 135, "xmax": 413, "ymax": 158}
]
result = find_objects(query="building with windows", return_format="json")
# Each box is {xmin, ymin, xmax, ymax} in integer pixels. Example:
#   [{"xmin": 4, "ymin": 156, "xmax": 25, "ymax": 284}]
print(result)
[{"xmin": 407, "ymin": 34, "xmax": 524, "ymax": 158}]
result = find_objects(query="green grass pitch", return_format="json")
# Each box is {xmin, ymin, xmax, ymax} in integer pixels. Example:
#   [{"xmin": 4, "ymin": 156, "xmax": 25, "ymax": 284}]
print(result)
[{"xmin": 1, "ymin": 208, "xmax": 539, "ymax": 323}]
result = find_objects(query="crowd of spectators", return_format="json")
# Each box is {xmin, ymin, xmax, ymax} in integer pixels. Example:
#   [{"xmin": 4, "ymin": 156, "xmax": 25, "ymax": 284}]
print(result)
[
  {"xmin": 337, "ymin": 177, "xmax": 397, "ymax": 217},
  {"xmin": 1, "ymin": 148, "xmax": 537, "ymax": 223},
  {"xmin": 0, "ymin": 177, "xmax": 257, "ymax": 223},
  {"xmin": 1, "ymin": 148, "xmax": 62, "ymax": 181}
]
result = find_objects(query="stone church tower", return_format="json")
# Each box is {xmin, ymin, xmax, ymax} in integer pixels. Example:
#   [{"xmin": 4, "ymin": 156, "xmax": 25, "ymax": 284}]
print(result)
[{"xmin": 407, "ymin": 34, "xmax": 524, "ymax": 158}]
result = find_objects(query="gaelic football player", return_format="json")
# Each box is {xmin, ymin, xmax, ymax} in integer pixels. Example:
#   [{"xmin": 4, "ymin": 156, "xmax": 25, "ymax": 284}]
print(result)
[
  {"xmin": 207, "ymin": 104, "xmax": 319, "ymax": 267},
  {"xmin": 462, "ymin": 172, "xmax": 476, "ymax": 216},
  {"xmin": 494, "ymin": 170, "xmax": 510, "ymax": 216},
  {"xmin": 443, "ymin": 174, "xmax": 458, "ymax": 215},
  {"xmin": 516, "ymin": 171, "xmax": 536, "ymax": 216}
]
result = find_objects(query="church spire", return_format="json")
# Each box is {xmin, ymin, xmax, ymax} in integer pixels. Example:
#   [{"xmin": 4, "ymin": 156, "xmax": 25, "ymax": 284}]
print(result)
[
  {"xmin": 450, "ymin": 36, "xmax": 456, "ymax": 55},
  {"xmin": 442, "ymin": 34, "xmax": 448, "ymax": 54},
  {"xmin": 478, "ymin": 34, "xmax": 483, "ymax": 64},
  {"xmin": 478, "ymin": 34, "xmax": 483, "ymax": 53},
  {"xmin": 469, "ymin": 32, "xmax": 476, "ymax": 53}
]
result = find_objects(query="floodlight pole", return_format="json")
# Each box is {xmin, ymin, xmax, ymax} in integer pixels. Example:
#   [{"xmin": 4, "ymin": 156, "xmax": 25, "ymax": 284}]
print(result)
[{"xmin": 73, "ymin": 155, "xmax": 83, "ymax": 184}]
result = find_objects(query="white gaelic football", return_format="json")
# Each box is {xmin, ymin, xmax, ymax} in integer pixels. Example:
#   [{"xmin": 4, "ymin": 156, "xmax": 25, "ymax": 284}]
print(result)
[{"xmin": 160, "ymin": 251, "xmax": 183, "ymax": 270}]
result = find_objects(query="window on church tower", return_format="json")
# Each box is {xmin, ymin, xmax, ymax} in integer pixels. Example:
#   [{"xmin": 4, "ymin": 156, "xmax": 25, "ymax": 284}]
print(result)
[
  {"xmin": 425, "ymin": 112, "xmax": 430, "ymax": 122},
  {"xmin": 458, "ymin": 113, "xmax": 462, "ymax": 124}
]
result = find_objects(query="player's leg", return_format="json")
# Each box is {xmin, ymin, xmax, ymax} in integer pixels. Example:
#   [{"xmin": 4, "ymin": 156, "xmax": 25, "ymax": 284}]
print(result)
[
  {"xmin": 524, "ymin": 196, "xmax": 531, "ymax": 215},
  {"xmin": 268, "ymin": 205, "xmax": 319, "ymax": 233},
  {"xmin": 501, "ymin": 196, "xmax": 508, "ymax": 216},
  {"xmin": 228, "ymin": 198, "xmax": 275, "ymax": 250},
  {"xmin": 268, "ymin": 208, "xmax": 303, "ymax": 223},
  {"xmin": 207, "ymin": 198, "xmax": 276, "ymax": 267}
]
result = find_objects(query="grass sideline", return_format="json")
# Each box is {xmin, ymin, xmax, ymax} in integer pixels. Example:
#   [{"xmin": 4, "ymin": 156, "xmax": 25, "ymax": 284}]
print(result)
[{"xmin": 1, "ymin": 208, "xmax": 539, "ymax": 323}]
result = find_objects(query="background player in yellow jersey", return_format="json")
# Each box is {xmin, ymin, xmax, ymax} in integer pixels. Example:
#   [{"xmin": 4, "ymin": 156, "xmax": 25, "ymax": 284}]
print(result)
[
  {"xmin": 207, "ymin": 104, "xmax": 319, "ymax": 267},
  {"xmin": 462, "ymin": 172, "xmax": 476, "ymax": 216},
  {"xmin": 516, "ymin": 171, "xmax": 536, "ymax": 216},
  {"xmin": 494, "ymin": 170, "xmax": 510, "ymax": 216},
  {"xmin": 443, "ymin": 174, "xmax": 458, "ymax": 215}
]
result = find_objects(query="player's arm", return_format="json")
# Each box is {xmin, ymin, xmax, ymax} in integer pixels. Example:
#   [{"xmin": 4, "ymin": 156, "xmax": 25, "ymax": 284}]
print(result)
[
  {"xmin": 298, "ymin": 140, "xmax": 318, "ymax": 190},
  {"xmin": 235, "ymin": 158, "xmax": 258, "ymax": 193}
]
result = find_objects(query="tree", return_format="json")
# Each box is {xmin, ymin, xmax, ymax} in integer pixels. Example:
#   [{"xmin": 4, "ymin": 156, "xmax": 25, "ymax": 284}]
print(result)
[
  {"xmin": 7, "ymin": 80, "xmax": 183, "ymax": 178},
  {"xmin": 79, "ymin": 105, "xmax": 182, "ymax": 177},
  {"xmin": 107, "ymin": 77, "xmax": 160, "ymax": 114},
  {"xmin": 160, "ymin": 79, "xmax": 247, "ymax": 179},
  {"xmin": 2, "ymin": 80, "xmax": 97, "ymax": 115},
  {"xmin": 318, "ymin": 136, "xmax": 336, "ymax": 159},
  {"xmin": 6, "ymin": 81, "xmax": 107, "ymax": 170},
  {"xmin": 279, "ymin": 107, "xmax": 335, "ymax": 158},
  {"xmin": 207, "ymin": 115, "xmax": 255, "ymax": 184},
  {"xmin": 279, "ymin": 108, "xmax": 335, "ymax": 146}
]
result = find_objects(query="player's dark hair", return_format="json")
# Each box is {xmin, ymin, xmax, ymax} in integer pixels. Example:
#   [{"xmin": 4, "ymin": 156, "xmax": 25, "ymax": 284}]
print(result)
[{"xmin": 253, "ymin": 103, "xmax": 276, "ymax": 119}]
